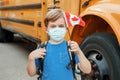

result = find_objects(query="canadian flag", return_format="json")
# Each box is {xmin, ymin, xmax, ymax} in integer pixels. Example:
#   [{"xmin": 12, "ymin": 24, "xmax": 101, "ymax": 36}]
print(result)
[{"xmin": 63, "ymin": 12, "xmax": 85, "ymax": 27}]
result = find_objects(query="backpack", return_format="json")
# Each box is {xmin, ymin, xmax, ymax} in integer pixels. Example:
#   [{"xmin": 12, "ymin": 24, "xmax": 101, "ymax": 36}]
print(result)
[{"xmin": 36, "ymin": 41, "xmax": 78, "ymax": 80}]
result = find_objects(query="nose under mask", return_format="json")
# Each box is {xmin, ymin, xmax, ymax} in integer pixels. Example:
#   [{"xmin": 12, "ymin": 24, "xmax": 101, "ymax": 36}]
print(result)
[{"xmin": 48, "ymin": 27, "xmax": 66, "ymax": 41}]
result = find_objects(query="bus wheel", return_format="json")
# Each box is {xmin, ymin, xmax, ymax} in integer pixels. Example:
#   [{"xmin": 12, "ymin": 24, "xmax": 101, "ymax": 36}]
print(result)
[{"xmin": 80, "ymin": 32, "xmax": 120, "ymax": 80}]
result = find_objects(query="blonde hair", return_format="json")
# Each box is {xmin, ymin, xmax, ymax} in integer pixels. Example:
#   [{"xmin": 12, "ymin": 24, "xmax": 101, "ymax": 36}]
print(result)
[{"xmin": 44, "ymin": 9, "xmax": 64, "ymax": 27}]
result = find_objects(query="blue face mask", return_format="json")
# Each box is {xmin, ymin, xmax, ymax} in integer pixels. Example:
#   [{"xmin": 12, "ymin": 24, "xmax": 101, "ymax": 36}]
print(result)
[{"xmin": 48, "ymin": 27, "xmax": 66, "ymax": 41}]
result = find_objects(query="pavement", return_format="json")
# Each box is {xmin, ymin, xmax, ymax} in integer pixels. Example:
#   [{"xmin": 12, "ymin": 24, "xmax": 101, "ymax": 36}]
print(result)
[{"xmin": 0, "ymin": 36, "xmax": 38, "ymax": 80}]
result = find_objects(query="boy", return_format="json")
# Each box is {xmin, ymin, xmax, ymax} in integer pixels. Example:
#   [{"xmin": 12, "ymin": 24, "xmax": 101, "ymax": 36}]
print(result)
[{"xmin": 26, "ymin": 9, "xmax": 91, "ymax": 80}]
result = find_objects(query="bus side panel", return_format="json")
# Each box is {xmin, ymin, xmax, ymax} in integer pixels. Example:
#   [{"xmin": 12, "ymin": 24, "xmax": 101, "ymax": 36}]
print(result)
[{"xmin": 0, "ymin": 0, "xmax": 44, "ymax": 41}]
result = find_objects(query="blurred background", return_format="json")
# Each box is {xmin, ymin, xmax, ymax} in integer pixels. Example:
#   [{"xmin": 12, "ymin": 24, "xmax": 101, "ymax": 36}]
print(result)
[{"xmin": 0, "ymin": 35, "xmax": 37, "ymax": 80}]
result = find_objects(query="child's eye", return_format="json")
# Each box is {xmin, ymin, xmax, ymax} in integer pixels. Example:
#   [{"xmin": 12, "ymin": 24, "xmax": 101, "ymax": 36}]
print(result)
[
  {"xmin": 50, "ymin": 25, "xmax": 56, "ymax": 28},
  {"xmin": 59, "ymin": 26, "xmax": 64, "ymax": 28},
  {"xmin": 59, "ymin": 25, "xmax": 65, "ymax": 28}
]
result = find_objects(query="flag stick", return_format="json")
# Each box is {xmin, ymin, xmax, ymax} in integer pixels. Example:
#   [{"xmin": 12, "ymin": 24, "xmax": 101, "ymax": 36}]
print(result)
[{"xmin": 66, "ymin": 27, "xmax": 72, "ymax": 40}]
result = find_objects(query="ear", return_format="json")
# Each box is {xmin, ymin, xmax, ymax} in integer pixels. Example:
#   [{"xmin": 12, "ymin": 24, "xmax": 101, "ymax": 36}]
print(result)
[{"xmin": 43, "ymin": 27, "xmax": 48, "ymax": 33}]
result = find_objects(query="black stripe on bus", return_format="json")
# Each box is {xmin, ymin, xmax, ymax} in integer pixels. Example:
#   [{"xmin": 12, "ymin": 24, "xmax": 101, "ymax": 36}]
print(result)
[
  {"xmin": 0, "ymin": 17, "xmax": 34, "ymax": 26},
  {"xmin": 2, "ymin": 26, "xmax": 41, "ymax": 43},
  {"xmin": 0, "ymin": 3, "xmax": 41, "ymax": 10}
]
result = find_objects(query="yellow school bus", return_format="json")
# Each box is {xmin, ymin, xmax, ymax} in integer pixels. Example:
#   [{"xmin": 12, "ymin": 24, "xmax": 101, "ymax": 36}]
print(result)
[{"xmin": 0, "ymin": 0, "xmax": 120, "ymax": 80}]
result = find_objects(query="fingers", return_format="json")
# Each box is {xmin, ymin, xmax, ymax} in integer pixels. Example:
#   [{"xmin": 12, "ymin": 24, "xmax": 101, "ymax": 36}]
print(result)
[
  {"xmin": 36, "ymin": 48, "xmax": 46, "ymax": 58},
  {"xmin": 37, "ymin": 48, "xmax": 46, "ymax": 53},
  {"xmin": 69, "ymin": 41, "xmax": 79, "ymax": 49},
  {"xmin": 37, "ymin": 51, "xmax": 46, "ymax": 59},
  {"xmin": 69, "ymin": 41, "xmax": 80, "ymax": 53},
  {"xmin": 30, "ymin": 48, "xmax": 46, "ymax": 59}
]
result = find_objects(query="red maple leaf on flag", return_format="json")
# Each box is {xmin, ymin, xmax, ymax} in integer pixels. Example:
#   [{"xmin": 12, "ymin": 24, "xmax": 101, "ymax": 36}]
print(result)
[
  {"xmin": 72, "ymin": 16, "xmax": 79, "ymax": 21},
  {"xmin": 63, "ymin": 12, "xmax": 85, "ymax": 27}
]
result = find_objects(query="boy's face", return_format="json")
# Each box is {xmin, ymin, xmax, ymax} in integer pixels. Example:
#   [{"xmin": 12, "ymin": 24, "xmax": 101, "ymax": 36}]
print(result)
[{"xmin": 46, "ymin": 17, "xmax": 67, "ymax": 42}]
